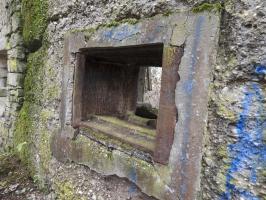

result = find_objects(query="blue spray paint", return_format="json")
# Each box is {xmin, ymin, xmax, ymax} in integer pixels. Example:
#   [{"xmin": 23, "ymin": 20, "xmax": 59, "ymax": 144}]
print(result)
[
  {"xmin": 128, "ymin": 163, "xmax": 137, "ymax": 195},
  {"xmin": 178, "ymin": 15, "xmax": 205, "ymax": 198},
  {"xmin": 220, "ymin": 83, "xmax": 266, "ymax": 200},
  {"xmin": 255, "ymin": 65, "xmax": 266, "ymax": 75}
]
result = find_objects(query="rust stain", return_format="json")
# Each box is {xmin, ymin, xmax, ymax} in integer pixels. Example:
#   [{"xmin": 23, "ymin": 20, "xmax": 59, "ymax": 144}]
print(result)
[{"xmin": 154, "ymin": 46, "xmax": 184, "ymax": 164}]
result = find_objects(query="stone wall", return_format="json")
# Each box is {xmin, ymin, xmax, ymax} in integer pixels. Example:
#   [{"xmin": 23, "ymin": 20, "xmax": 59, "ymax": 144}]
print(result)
[
  {"xmin": 0, "ymin": 0, "xmax": 26, "ymax": 152},
  {"xmin": 0, "ymin": 0, "xmax": 265, "ymax": 199}
]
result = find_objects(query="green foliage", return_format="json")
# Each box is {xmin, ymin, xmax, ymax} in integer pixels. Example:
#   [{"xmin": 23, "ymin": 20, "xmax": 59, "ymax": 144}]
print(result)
[
  {"xmin": 22, "ymin": 0, "xmax": 48, "ymax": 49},
  {"xmin": 192, "ymin": 3, "xmax": 223, "ymax": 13}
]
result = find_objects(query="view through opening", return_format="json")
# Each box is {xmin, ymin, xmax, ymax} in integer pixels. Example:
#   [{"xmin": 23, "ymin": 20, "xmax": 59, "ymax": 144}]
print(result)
[{"xmin": 77, "ymin": 44, "xmax": 163, "ymax": 153}]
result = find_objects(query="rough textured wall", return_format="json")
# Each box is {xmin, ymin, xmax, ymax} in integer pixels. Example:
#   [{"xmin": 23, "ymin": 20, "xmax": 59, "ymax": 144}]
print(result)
[
  {"xmin": 0, "ymin": 0, "xmax": 10, "ymax": 152},
  {"xmin": 1, "ymin": 0, "xmax": 265, "ymax": 199},
  {"xmin": 0, "ymin": 0, "xmax": 9, "ymax": 49},
  {"xmin": 201, "ymin": 0, "xmax": 266, "ymax": 199},
  {"xmin": 0, "ymin": 0, "xmax": 26, "ymax": 152}
]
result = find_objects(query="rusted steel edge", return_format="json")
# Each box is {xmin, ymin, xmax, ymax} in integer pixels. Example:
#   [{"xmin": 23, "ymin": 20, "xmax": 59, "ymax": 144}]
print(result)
[{"xmin": 153, "ymin": 45, "xmax": 184, "ymax": 164}]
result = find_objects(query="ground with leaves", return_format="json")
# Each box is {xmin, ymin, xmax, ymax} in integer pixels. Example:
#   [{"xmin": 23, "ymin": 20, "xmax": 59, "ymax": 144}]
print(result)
[{"xmin": 0, "ymin": 153, "xmax": 53, "ymax": 200}]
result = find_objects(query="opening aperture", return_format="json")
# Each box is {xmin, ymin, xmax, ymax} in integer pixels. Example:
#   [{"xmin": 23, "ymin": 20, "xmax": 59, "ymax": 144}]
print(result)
[{"xmin": 76, "ymin": 44, "xmax": 164, "ymax": 153}]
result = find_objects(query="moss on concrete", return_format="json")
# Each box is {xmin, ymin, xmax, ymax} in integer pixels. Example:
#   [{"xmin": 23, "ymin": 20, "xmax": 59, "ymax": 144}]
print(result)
[
  {"xmin": 13, "ymin": 44, "xmax": 52, "ymax": 188},
  {"xmin": 61, "ymin": 134, "xmax": 169, "ymax": 199},
  {"xmin": 68, "ymin": 17, "xmax": 140, "ymax": 42},
  {"xmin": 14, "ymin": 45, "xmax": 48, "ymax": 159},
  {"xmin": 13, "ymin": 101, "xmax": 35, "ymax": 171},
  {"xmin": 81, "ymin": 127, "xmax": 137, "ymax": 152},
  {"xmin": 39, "ymin": 110, "xmax": 52, "ymax": 173},
  {"xmin": 97, "ymin": 116, "xmax": 156, "ymax": 137},
  {"xmin": 217, "ymin": 145, "xmax": 228, "ymax": 159},
  {"xmin": 7, "ymin": 59, "xmax": 17, "ymax": 72},
  {"xmin": 22, "ymin": 0, "xmax": 48, "ymax": 49},
  {"xmin": 104, "ymin": 18, "xmax": 139, "ymax": 28},
  {"xmin": 23, "ymin": 46, "xmax": 48, "ymax": 103},
  {"xmin": 192, "ymin": 3, "xmax": 223, "ymax": 13}
]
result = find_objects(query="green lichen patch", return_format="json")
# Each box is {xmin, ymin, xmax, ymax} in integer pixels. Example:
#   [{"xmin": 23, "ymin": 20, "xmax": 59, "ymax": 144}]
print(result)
[
  {"xmin": 81, "ymin": 127, "xmax": 138, "ymax": 153},
  {"xmin": 14, "ymin": 45, "xmax": 48, "ymax": 163},
  {"xmin": 97, "ymin": 116, "xmax": 156, "ymax": 137},
  {"xmin": 13, "ymin": 101, "xmax": 36, "ymax": 171},
  {"xmin": 69, "ymin": 18, "xmax": 139, "ymax": 41},
  {"xmin": 22, "ymin": 0, "xmax": 48, "ymax": 50},
  {"xmin": 192, "ymin": 3, "xmax": 223, "ymax": 13},
  {"xmin": 23, "ymin": 46, "xmax": 47, "ymax": 103},
  {"xmin": 14, "ymin": 44, "xmax": 53, "ymax": 188},
  {"xmin": 38, "ymin": 110, "xmax": 53, "ymax": 177},
  {"xmin": 81, "ymin": 117, "xmax": 155, "ymax": 152},
  {"xmin": 104, "ymin": 18, "xmax": 139, "ymax": 28},
  {"xmin": 54, "ymin": 181, "xmax": 75, "ymax": 200}
]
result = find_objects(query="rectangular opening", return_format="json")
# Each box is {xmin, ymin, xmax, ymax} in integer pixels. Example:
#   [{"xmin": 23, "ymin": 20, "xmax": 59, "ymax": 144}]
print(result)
[{"xmin": 75, "ymin": 44, "xmax": 164, "ymax": 153}]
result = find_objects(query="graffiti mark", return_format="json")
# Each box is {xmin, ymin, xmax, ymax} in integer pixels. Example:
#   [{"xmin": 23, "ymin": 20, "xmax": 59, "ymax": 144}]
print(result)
[
  {"xmin": 221, "ymin": 83, "xmax": 266, "ymax": 200},
  {"xmin": 179, "ymin": 15, "xmax": 205, "ymax": 198},
  {"xmin": 255, "ymin": 65, "xmax": 266, "ymax": 75}
]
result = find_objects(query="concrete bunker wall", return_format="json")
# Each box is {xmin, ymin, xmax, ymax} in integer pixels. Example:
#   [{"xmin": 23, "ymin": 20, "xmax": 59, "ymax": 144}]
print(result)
[
  {"xmin": 54, "ymin": 12, "xmax": 220, "ymax": 200},
  {"xmin": 0, "ymin": 0, "xmax": 265, "ymax": 200}
]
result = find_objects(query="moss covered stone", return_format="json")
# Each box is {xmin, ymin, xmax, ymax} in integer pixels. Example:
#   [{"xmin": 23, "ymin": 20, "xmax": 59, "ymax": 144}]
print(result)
[
  {"xmin": 14, "ymin": 0, "xmax": 57, "ymax": 186},
  {"xmin": 22, "ymin": 0, "xmax": 48, "ymax": 51},
  {"xmin": 23, "ymin": 46, "xmax": 48, "ymax": 103},
  {"xmin": 14, "ymin": 45, "xmax": 51, "ymax": 183},
  {"xmin": 14, "ymin": 101, "xmax": 35, "ymax": 170}
]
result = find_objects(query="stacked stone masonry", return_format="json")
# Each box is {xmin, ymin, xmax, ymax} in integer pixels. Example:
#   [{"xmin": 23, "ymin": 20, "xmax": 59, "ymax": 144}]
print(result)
[
  {"xmin": 0, "ymin": 0, "xmax": 265, "ymax": 200},
  {"xmin": 0, "ymin": 0, "xmax": 26, "ymax": 152}
]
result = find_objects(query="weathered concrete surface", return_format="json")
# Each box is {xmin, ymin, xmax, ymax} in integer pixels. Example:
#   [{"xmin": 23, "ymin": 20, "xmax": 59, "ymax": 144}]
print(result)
[{"xmin": 201, "ymin": 1, "xmax": 266, "ymax": 199}]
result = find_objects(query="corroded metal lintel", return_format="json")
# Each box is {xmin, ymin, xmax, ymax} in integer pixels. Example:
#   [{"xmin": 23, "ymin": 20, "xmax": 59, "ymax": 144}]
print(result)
[{"xmin": 154, "ymin": 46, "xmax": 184, "ymax": 164}]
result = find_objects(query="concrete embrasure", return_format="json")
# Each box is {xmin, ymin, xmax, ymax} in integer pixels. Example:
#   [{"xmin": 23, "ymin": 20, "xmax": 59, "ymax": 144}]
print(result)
[{"xmin": 57, "ymin": 11, "xmax": 220, "ymax": 200}]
